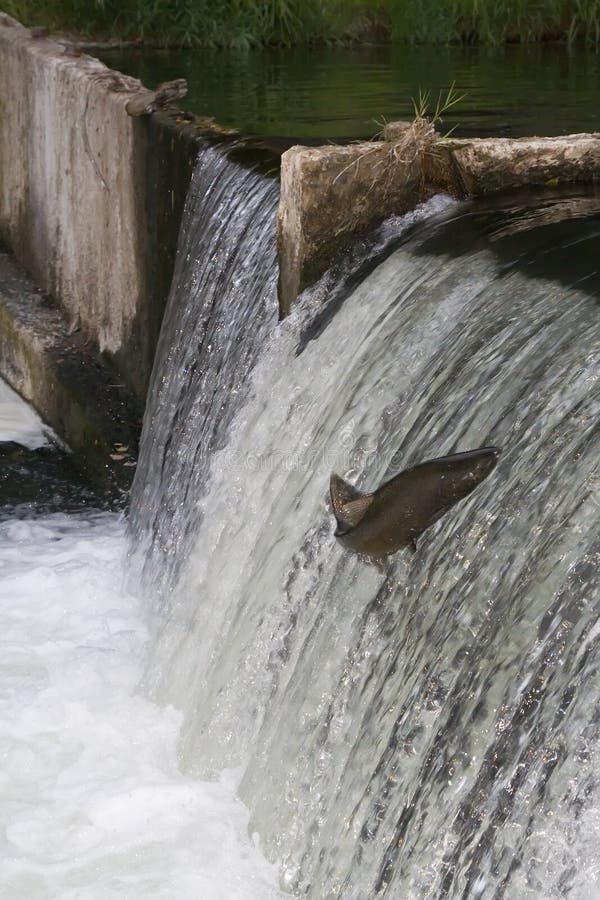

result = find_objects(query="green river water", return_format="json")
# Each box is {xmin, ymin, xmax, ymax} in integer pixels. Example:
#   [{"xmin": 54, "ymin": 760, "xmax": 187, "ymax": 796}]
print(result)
[{"xmin": 101, "ymin": 43, "xmax": 600, "ymax": 141}]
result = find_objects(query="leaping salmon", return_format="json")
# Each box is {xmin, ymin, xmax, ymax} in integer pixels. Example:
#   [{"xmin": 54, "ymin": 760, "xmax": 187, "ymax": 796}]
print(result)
[{"xmin": 330, "ymin": 447, "xmax": 499, "ymax": 562}]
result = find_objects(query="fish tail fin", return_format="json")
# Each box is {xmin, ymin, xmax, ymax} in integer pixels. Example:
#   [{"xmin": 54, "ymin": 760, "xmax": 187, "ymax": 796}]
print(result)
[{"xmin": 330, "ymin": 473, "xmax": 374, "ymax": 534}]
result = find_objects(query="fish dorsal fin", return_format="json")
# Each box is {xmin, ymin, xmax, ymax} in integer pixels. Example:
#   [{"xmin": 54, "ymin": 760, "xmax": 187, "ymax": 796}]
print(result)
[{"xmin": 330, "ymin": 473, "xmax": 374, "ymax": 533}]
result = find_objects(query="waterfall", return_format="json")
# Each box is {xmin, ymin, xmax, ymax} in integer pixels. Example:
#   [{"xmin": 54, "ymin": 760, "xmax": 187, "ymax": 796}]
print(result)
[
  {"xmin": 131, "ymin": 160, "xmax": 600, "ymax": 899},
  {"xmin": 130, "ymin": 147, "xmax": 279, "ymax": 596}
]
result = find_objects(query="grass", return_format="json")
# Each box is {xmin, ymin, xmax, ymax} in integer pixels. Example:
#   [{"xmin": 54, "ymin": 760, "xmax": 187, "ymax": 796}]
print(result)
[
  {"xmin": 2, "ymin": 0, "xmax": 385, "ymax": 46},
  {"xmin": 412, "ymin": 81, "xmax": 466, "ymax": 131},
  {"xmin": 390, "ymin": 0, "xmax": 600, "ymax": 45},
  {"xmin": 3, "ymin": 0, "xmax": 599, "ymax": 46}
]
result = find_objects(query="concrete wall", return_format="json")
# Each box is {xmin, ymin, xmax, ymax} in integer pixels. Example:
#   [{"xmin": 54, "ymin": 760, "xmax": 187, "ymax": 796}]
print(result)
[{"xmin": 0, "ymin": 14, "xmax": 199, "ymax": 400}]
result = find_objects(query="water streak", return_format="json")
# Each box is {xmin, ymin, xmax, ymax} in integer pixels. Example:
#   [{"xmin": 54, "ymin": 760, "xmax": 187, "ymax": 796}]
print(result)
[{"xmin": 130, "ymin": 147, "xmax": 279, "ymax": 596}]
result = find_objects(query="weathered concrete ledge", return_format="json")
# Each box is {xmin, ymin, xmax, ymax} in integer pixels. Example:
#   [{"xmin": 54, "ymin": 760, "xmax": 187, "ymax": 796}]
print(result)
[
  {"xmin": 0, "ymin": 248, "xmax": 142, "ymax": 497},
  {"xmin": 0, "ymin": 13, "xmax": 202, "ymax": 401},
  {"xmin": 278, "ymin": 125, "xmax": 600, "ymax": 316},
  {"xmin": 426, "ymin": 133, "xmax": 600, "ymax": 195}
]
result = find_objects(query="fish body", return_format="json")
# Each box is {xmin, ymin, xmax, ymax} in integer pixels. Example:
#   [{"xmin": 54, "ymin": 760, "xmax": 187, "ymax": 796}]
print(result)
[{"xmin": 330, "ymin": 447, "xmax": 499, "ymax": 560}]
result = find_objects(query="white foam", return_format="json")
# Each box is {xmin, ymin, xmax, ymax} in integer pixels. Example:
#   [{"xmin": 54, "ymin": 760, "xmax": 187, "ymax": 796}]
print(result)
[
  {"xmin": 0, "ymin": 513, "xmax": 282, "ymax": 899},
  {"xmin": 0, "ymin": 378, "xmax": 52, "ymax": 449}
]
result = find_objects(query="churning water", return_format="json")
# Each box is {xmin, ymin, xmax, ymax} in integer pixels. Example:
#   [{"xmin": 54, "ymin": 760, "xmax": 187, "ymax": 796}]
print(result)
[
  {"xmin": 0, "ymin": 382, "xmax": 281, "ymax": 896},
  {"xmin": 130, "ymin": 152, "xmax": 600, "ymax": 899}
]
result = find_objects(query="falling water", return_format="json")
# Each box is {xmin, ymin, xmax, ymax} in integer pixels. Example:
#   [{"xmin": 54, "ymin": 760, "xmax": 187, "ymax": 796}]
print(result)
[
  {"xmin": 131, "ymin": 164, "xmax": 600, "ymax": 899},
  {"xmin": 130, "ymin": 146, "xmax": 280, "ymax": 595}
]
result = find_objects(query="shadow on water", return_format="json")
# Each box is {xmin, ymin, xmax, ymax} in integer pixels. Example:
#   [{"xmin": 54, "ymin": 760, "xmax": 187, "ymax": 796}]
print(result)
[
  {"xmin": 297, "ymin": 186, "xmax": 600, "ymax": 353},
  {"xmin": 415, "ymin": 186, "xmax": 600, "ymax": 301}
]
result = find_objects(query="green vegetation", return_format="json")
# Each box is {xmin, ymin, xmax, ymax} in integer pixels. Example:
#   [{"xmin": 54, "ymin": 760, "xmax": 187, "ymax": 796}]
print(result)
[
  {"xmin": 3, "ymin": 0, "xmax": 599, "ymax": 47},
  {"xmin": 2, "ymin": 0, "xmax": 379, "ymax": 46},
  {"xmin": 412, "ymin": 82, "xmax": 465, "ymax": 129},
  {"xmin": 390, "ymin": 0, "xmax": 600, "ymax": 45}
]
